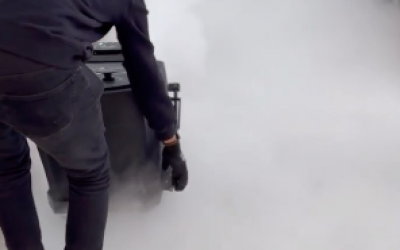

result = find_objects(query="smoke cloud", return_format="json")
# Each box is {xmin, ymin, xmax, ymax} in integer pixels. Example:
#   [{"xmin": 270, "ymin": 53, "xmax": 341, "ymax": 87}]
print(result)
[{"xmin": 3, "ymin": 0, "xmax": 400, "ymax": 250}]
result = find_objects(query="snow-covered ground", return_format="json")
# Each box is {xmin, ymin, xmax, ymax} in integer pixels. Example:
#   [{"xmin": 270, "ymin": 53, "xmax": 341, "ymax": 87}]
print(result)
[{"xmin": 3, "ymin": 0, "xmax": 400, "ymax": 249}]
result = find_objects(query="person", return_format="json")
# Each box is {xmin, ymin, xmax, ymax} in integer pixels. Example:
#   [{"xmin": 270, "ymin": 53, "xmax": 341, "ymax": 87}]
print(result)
[{"xmin": 0, "ymin": 0, "xmax": 189, "ymax": 249}]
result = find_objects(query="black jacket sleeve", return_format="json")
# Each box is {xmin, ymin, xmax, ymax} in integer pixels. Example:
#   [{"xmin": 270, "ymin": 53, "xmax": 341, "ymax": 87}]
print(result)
[{"xmin": 114, "ymin": 0, "xmax": 177, "ymax": 141}]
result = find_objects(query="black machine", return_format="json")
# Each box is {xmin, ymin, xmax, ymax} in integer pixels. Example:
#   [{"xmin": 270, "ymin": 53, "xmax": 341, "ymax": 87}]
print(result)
[{"xmin": 38, "ymin": 42, "xmax": 181, "ymax": 213}]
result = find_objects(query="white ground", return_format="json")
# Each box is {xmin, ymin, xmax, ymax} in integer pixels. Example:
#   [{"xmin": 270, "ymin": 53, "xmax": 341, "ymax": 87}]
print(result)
[{"xmin": 3, "ymin": 0, "xmax": 400, "ymax": 249}]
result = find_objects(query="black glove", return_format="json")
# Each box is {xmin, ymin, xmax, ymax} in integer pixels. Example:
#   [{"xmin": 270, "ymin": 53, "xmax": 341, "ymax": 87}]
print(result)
[{"xmin": 162, "ymin": 140, "xmax": 188, "ymax": 191}]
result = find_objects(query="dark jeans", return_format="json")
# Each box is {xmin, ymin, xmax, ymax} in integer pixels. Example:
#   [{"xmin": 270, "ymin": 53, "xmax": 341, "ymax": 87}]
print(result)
[{"xmin": 0, "ymin": 51, "xmax": 110, "ymax": 250}]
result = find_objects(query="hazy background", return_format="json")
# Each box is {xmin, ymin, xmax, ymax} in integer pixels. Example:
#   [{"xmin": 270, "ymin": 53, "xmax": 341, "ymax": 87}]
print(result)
[{"xmin": 3, "ymin": 0, "xmax": 400, "ymax": 249}]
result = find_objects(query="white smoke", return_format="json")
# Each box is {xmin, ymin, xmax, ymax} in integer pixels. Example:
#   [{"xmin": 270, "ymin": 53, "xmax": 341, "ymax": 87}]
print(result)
[{"xmin": 11, "ymin": 0, "xmax": 400, "ymax": 250}]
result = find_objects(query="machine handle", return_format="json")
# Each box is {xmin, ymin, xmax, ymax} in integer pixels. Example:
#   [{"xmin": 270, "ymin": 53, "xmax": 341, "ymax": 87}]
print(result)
[{"xmin": 167, "ymin": 83, "xmax": 181, "ymax": 129}]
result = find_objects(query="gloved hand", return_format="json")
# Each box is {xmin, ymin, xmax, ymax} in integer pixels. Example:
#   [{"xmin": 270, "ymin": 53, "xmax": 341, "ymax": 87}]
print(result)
[{"xmin": 162, "ymin": 139, "xmax": 188, "ymax": 191}]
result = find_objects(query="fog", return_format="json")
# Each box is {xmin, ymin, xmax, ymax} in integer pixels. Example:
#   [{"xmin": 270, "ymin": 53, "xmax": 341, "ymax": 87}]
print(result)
[{"xmin": 3, "ymin": 0, "xmax": 400, "ymax": 249}]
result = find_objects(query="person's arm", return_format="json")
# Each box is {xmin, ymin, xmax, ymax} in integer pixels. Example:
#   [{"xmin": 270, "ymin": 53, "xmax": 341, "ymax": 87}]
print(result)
[{"xmin": 114, "ymin": 0, "xmax": 177, "ymax": 142}]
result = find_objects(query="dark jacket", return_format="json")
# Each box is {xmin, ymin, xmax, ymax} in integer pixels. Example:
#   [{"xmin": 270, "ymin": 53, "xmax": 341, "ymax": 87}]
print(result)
[{"xmin": 0, "ymin": 0, "xmax": 177, "ymax": 141}]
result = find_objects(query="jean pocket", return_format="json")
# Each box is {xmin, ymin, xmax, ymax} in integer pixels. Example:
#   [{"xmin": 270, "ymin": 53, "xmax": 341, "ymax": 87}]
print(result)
[{"xmin": 1, "ymin": 67, "xmax": 95, "ymax": 140}]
